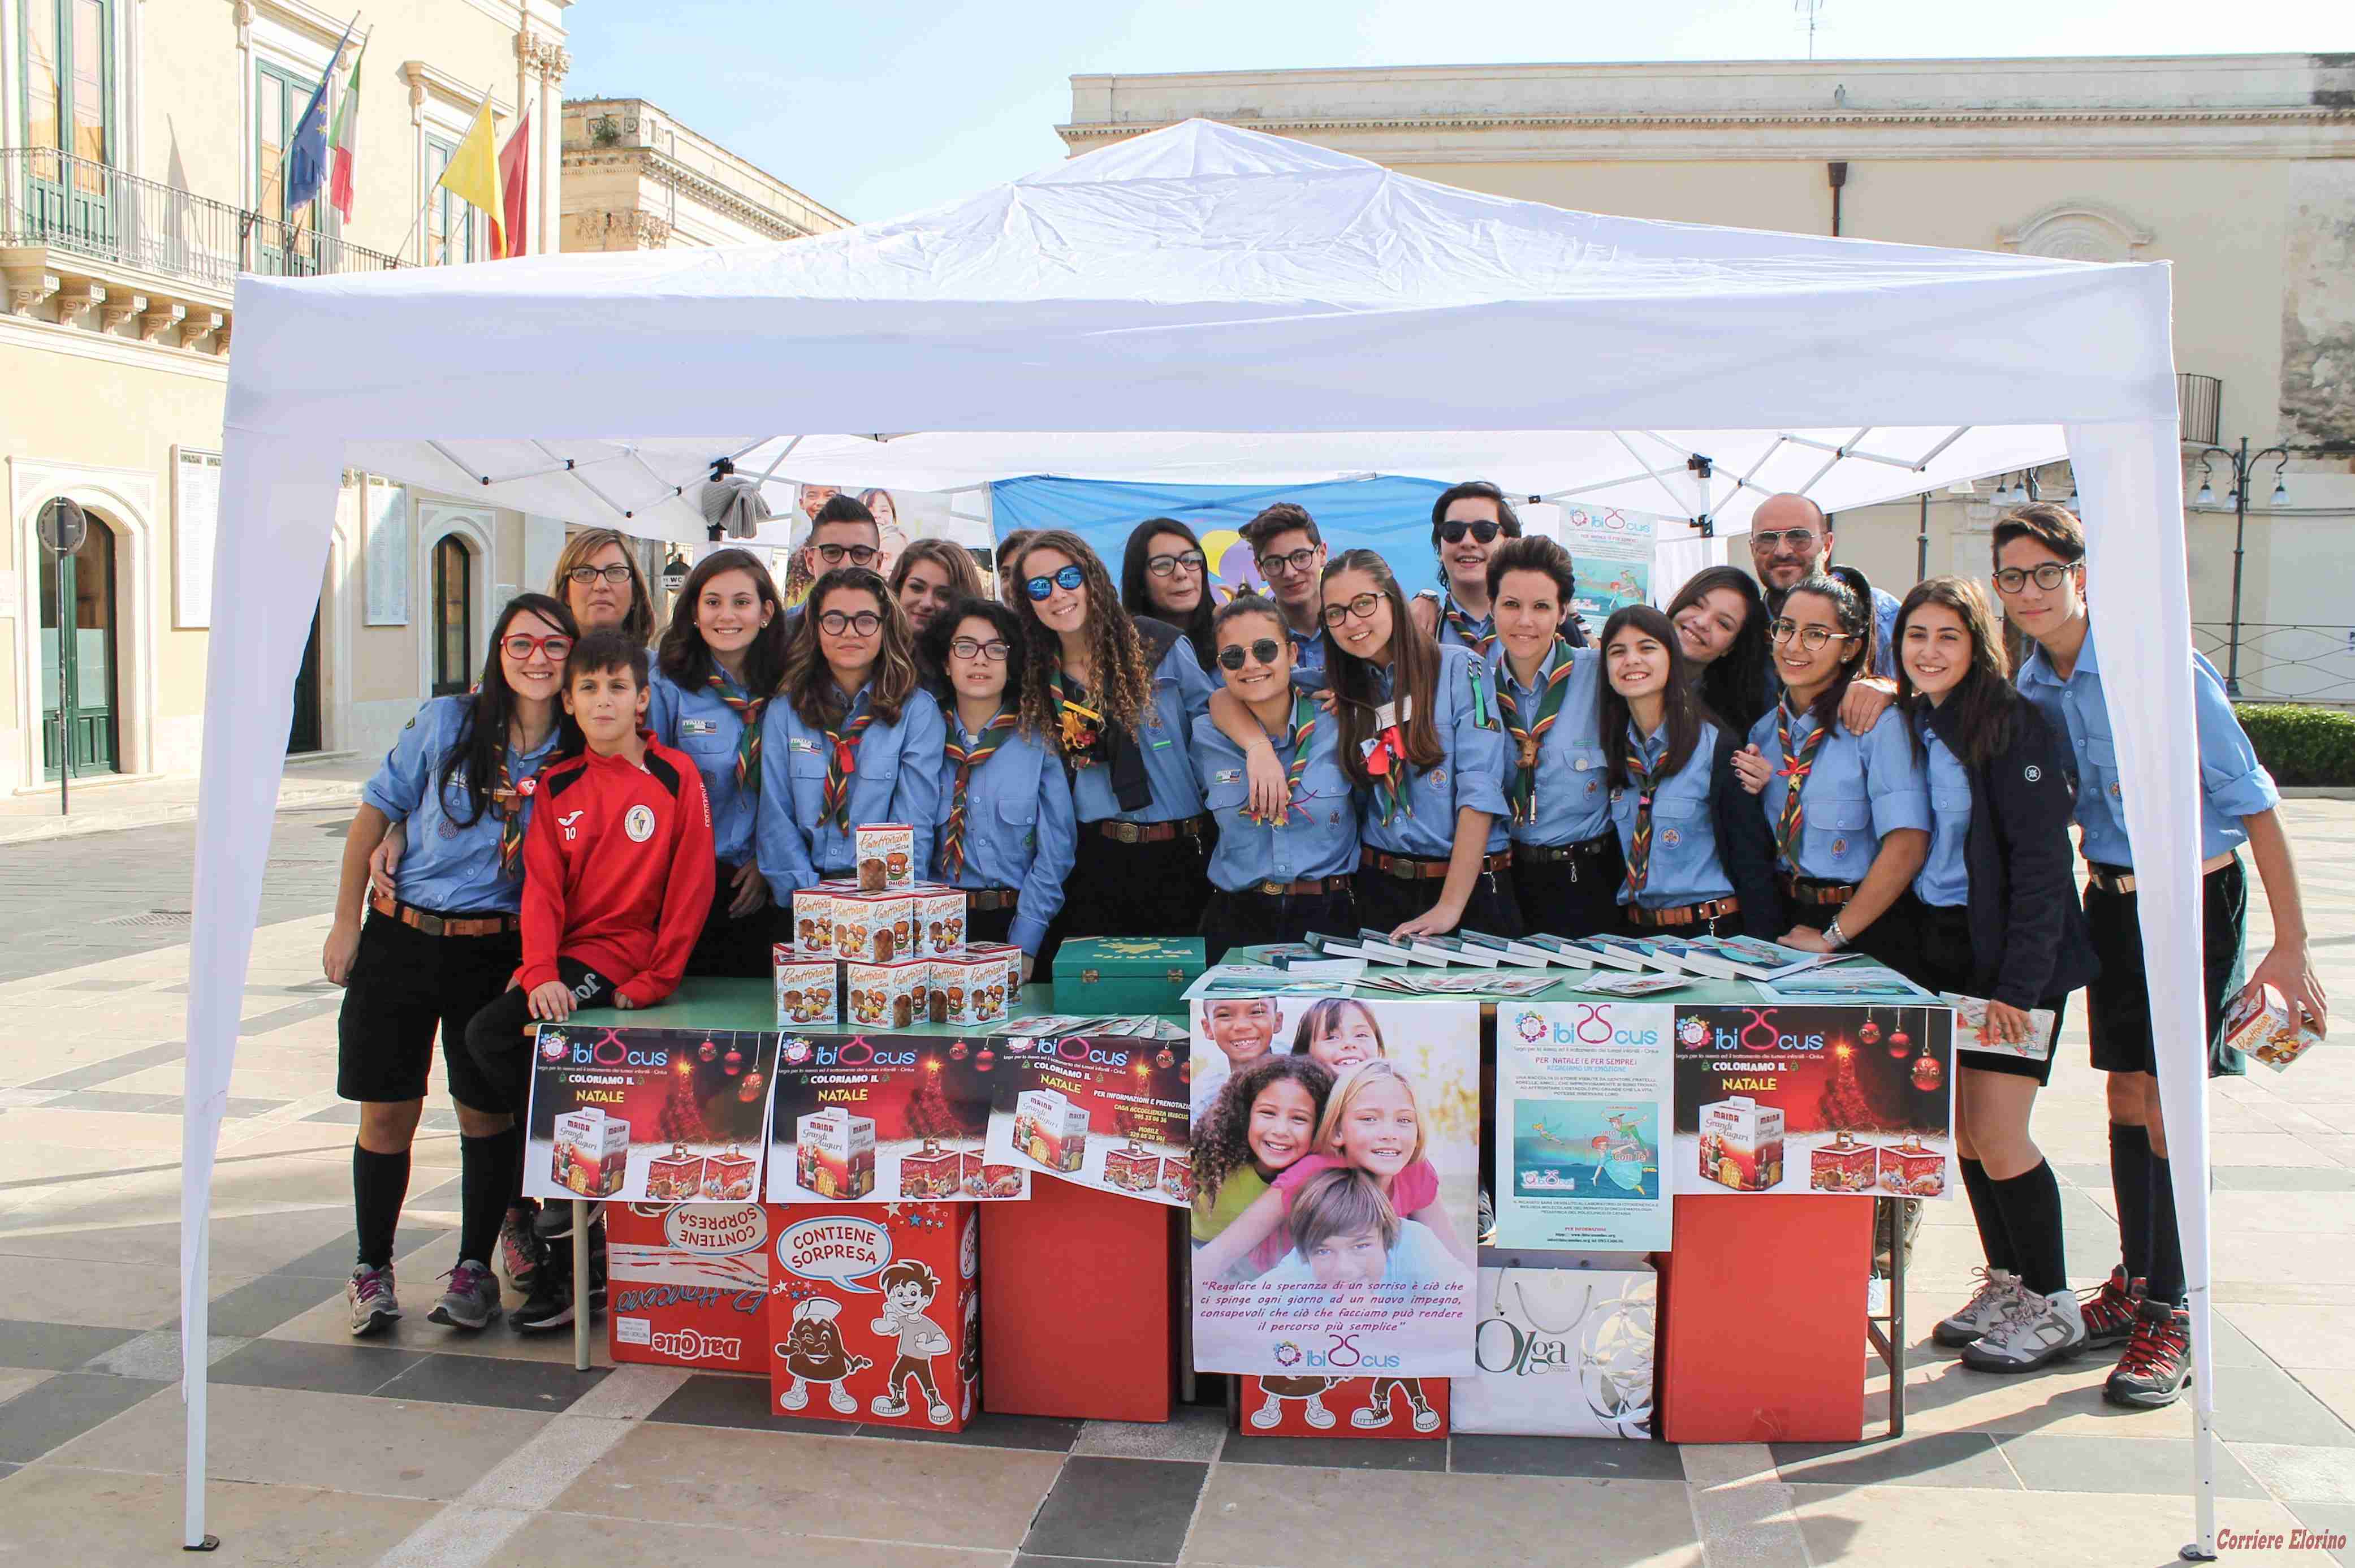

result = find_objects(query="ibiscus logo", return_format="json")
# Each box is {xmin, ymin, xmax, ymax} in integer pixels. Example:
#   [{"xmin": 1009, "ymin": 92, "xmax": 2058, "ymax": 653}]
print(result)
[
  {"xmin": 1533, "ymin": 1005, "xmax": 1660, "ymax": 1049},
  {"xmin": 569, "ymin": 1027, "xmax": 668, "ymax": 1068},
  {"xmin": 1300, "ymin": 1331, "xmax": 1399, "ymax": 1371},
  {"xmin": 1514, "ymin": 1010, "xmax": 1547, "ymax": 1044}
]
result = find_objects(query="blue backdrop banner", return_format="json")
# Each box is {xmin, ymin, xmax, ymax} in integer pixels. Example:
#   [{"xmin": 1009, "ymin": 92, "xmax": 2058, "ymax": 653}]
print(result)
[{"xmin": 988, "ymin": 475, "xmax": 1452, "ymax": 603}]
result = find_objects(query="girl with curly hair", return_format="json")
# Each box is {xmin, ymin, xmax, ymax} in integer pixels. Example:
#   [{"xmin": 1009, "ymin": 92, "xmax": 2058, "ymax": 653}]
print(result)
[
  {"xmin": 1012, "ymin": 530, "xmax": 1216, "ymax": 974},
  {"xmin": 1190, "ymin": 1055, "xmax": 1335, "ymax": 1271}
]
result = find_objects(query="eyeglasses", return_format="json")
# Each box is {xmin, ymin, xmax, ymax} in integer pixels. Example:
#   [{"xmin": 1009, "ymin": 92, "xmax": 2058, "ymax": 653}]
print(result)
[
  {"xmin": 1321, "ymin": 591, "xmax": 1386, "ymax": 627},
  {"xmin": 1256, "ymin": 546, "xmax": 1320, "ymax": 579},
  {"xmin": 1025, "ymin": 565, "xmax": 1086, "ymax": 601},
  {"xmin": 566, "ymin": 563, "xmax": 634, "ymax": 586},
  {"xmin": 1146, "ymin": 550, "xmax": 1205, "ymax": 578},
  {"xmin": 501, "ymin": 633, "xmax": 574, "ymax": 662},
  {"xmin": 1991, "ymin": 561, "xmax": 2078, "ymax": 595},
  {"xmin": 811, "ymin": 542, "xmax": 879, "ymax": 567},
  {"xmin": 1436, "ymin": 519, "xmax": 1501, "ymax": 546},
  {"xmin": 1750, "ymin": 529, "xmax": 1820, "ymax": 551},
  {"xmin": 949, "ymin": 637, "xmax": 1011, "ymax": 663},
  {"xmin": 818, "ymin": 610, "xmax": 883, "ymax": 636},
  {"xmin": 1216, "ymin": 638, "xmax": 1284, "ymax": 671},
  {"xmin": 1766, "ymin": 618, "xmax": 1858, "ymax": 651}
]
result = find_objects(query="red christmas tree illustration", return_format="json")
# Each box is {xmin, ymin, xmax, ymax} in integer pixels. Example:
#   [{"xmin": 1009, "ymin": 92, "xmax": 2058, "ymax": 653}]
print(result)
[
  {"xmin": 659, "ymin": 1066, "xmax": 712, "ymax": 1146},
  {"xmin": 1817, "ymin": 1039, "xmax": 1878, "ymax": 1134},
  {"xmin": 905, "ymin": 1057, "xmax": 964, "ymax": 1141}
]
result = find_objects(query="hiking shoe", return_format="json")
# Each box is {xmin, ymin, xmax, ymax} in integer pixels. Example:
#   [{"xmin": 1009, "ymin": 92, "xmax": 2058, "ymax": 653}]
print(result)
[
  {"xmin": 347, "ymin": 1265, "xmax": 401, "ymax": 1337},
  {"xmin": 1961, "ymin": 1288, "xmax": 2086, "ymax": 1373},
  {"xmin": 498, "ymin": 1200, "xmax": 540, "ymax": 1286},
  {"xmin": 2105, "ymin": 1301, "xmax": 2191, "ymax": 1407},
  {"xmin": 2077, "ymin": 1267, "xmax": 2144, "ymax": 1350},
  {"xmin": 426, "ymin": 1259, "xmax": 502, "ymax": 1331},
  {"xmin": 1933, "ymin": 1267, "xmax": 2021, "ymax": 1348},
  {"xmin": 511, "ymin": 1251, "xmax": 574, "ymax": 1333}
]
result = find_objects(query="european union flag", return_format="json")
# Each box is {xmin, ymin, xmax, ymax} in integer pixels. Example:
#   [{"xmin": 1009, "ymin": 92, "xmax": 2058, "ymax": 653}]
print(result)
[{"xmin": 282, "ymin": 18, "xmax": 355, "ymax": 214}]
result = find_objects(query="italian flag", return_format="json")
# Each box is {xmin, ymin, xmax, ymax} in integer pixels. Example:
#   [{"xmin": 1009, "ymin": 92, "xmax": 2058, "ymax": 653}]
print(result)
[{"xmin": 326, "ymin": 41, "xmax": 365, "ymax": 223}]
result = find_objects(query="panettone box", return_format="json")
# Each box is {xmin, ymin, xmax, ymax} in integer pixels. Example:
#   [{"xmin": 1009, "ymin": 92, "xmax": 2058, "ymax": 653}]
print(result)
[
  {"xmin": 833, "ymin": 889, "xmax": 923, "ymax": 964},
  {"xmin": 844, "ymin": 957, "xmax": 933, "ymax": 1031},
  {"xmin": 1051, "ymin": 936, "xmax": 1204, "ymax": 1016},
  {"xmin": 773, "ymin": 947, "xmax": 840, "ymax": 1028}
]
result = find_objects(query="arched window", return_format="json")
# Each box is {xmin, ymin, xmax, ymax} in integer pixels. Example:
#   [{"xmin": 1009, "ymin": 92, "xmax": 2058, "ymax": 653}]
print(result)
[{"xmin": 432, "ymin": 534, "xmax": 473, "ymax": 695}]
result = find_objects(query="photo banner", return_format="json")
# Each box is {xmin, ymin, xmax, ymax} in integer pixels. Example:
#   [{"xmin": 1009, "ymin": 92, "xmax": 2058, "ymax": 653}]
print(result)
[
  {"xmin": 983, "ymin": 1029, "xmax": 1193, "ymax": 1206},
  {"xmin": 522, "ymin": 1026, "xmax": 779, "ymax": 1204},
  {"xmin": 1561, "ymin": 504, "xmax": 1657, "ymax": 629},
  {"xmin": 1188, "ymin": 996, "xmax": 1480, "ymax": 1378},
  {"xmin": 1492, "ymin": 1001, "xmax": 1674, "ymax": 1251},
  {"xmin": 764, "ymin": 1033, "xmax": 1030, "ymax": 1203}
]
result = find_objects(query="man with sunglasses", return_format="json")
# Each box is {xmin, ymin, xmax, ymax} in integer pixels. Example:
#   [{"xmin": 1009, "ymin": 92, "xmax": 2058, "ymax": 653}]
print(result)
[
  {"xmin": 1239, "ymin": 503, "xmax": 1330, "ymax": 679},
  {"xmin": 1745, "ymin": 493, "xmax": 1900, "ymax": 677},
  {"xmin": 1409, "ymin": 481, "xmax": 1589, "ymax": 654}
]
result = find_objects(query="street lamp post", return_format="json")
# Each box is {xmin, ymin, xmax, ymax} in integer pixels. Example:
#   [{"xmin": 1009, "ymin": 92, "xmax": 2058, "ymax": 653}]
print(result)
[{"xmin": 2190, "ymin": 439, "xmax": 2289, "ymax": 698}]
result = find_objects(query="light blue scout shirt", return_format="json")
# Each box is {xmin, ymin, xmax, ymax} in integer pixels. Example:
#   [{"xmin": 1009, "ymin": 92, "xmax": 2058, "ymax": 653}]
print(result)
[
  {"xmin": 1356, "ymin": 643, "xmax": 1513, "ymax": 858},
  {"xmin": 362, "ymin": 693, "xmax": 560, "ymax": 914},
  {"xmin": 1747, "ymin": 699, "xmax": 1931, "ymax": 883},
  {"xmin": 1610, "ymin": 719, "xmax": 1736, "ymax": 911},
  {"xmin": 1488, "ymin": 642, "xmax": 1611, "ymax": 846},
  {"xmin": 1425, "ymin": 590, "xmax": 1498, "ymax": 658},
  {"xmin": 1287, "ymin": 622, "xmax": 1327, "ymax": 685},
  {"xmin": 1192, "ymin": 708, "xmax": 1359, "ymax": 892},
  {"xmin": 1066, "ymin": 637, "xmax": 1216, "ymax": 824},
  {"xmin": 2016, "ymin": 624, "xmax": 2278, "ymax": 869},
  {"xmin": 755, "ymin": 684, "xmax": 945, "ymax": 887},
  {"xmin": 647, "ymin": 669, "xmax": 766, "ymax": 868},
  {"xmin": 930, "ymin": 713, "xmax": 1078, "ymax": 954},
  {"xmin": 1913, "ymin": 720, "xmax": 1972, "ymax": 909}
]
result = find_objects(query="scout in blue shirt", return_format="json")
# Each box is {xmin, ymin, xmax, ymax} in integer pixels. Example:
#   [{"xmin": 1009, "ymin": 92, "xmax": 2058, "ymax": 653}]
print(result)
[
  {"xmin": 1996, "ymin": 504, "xmax": 2319, "ymax": 1399},
  {"xmin": 755, "ymin": 568, "xmax": 943, "ymax": 888},
  {"xmin": 1010, "ymin": 531, "xmax": 1216, "ymax": 972},
  {"xmin": 1408, "ymin": 481, "xmax": 1519, "ymax": 660},
  {"xmin": 322, "ymin": 594, "xmax": 578, "ymax": 1341},
  {"xmin": 917, "ymin": 599, "xmax": 1077, "ymax": 973},
  {"xmin": 1738, "ymin": 573, "xmax": 1930, "ymax": 972},
  {"xmin": 1239, "ymin": 503, "xmax": 1332, "ymax": 687},
  {"xmin": 1192, "ymin": 594, "xmax": 1360, "ymax": 960},
  {"xmin": 648, "ymin": 547, "xmax": 793, "ymax": 979}
]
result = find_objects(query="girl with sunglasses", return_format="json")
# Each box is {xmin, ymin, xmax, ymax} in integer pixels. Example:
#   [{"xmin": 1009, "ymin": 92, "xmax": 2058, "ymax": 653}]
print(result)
[
  {"xmin": 919, "ymin": 598, "xmax": 1075, "ymax": 981},
  {"xmin": 322, "ymin": 594, "xmax": 580, "ymax": 1338},
  {"xmin": 1121, "ymin": 516, "xmax": 1219, "ymax": 673},
  {"xmin": 756, "ymin": 567, "xmax": 943, "ymax": 887},
  {"xmin": 1192, "ymin": 594, "xmax": 1359, "ymax": 960},
  {"xmin": 648, "ymin": 547, "xmax": 792, "ymax": 978},
  {"xmin": 1012, "ymin": 530, "xmax": 1216, "ymax": 974},
  {"xmin": 1320, "ymin": 549, "xmax": 1519, "ymax": 940}
]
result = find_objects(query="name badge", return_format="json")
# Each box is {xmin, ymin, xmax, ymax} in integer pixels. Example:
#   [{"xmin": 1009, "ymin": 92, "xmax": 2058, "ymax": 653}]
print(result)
[
  {"xmin": 787, "ymin": 737, "xmax": 822, "ymax": 755},
  {"xmin": 1212, "ymin": 768, "xmax": 1242, "ymax": 785},
  {"xmin": 680, "ymin": 718, "xmax": 720, "ymax": 738}
]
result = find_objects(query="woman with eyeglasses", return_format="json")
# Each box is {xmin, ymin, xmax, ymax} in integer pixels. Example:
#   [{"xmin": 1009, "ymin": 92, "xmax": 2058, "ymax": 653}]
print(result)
[
  {"xmin": 918, "ymin": 598, "xmax": 1075, "ymax": 981},
  {"xmin": 1736, "ymin": 573, "xmax": 1930, "ymax": 970},
  {"xmin": 1121, "ymin": 517, "xmax": 1218, "ymax": 674},
  {"xmin": 322, "ymin": 594, "xmax": 580, "ymax": 1338},
  {"xmin": 1320, "ymin": 548, "xmax": 1519, "ymax": 940},
  {"xmin": 647, "ymin": 548, "xmax": 793, "ymax": 978},
  {"xmin": 1012, "ymin": 530, "xmax": 1216, "ymax": 973},
  {"xmin": 755, "ymin": 567, "xmax": 944, "ymax": 887},
  {"xmin": 1191, "ymin": 593, "xmax": 1359, "ymax": 961},
  {"xmin": 1665, "ymin": 566, "xmax": 1774, "ymax": 737}
]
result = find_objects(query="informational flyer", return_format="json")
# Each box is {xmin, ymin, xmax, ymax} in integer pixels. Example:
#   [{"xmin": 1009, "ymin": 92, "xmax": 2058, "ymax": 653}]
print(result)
[
  {"xmin": 982, "ymin": 1027, "xmax": 1192, "ymax": 1206},
  {"xmin": 1670, "ymin": 1003, "xmax": 1954, "ymax": 1200},
  {"xmin": 1492, "ymin": 1002, "xmax": 1674, "ymax": 1251},
  {"xmin": 1562, "ymin": 505, "xmax": 1657, "ymax": 628},
  {"xmin": 1187, "ymin": 996, "xmax": 1480, "ymax": 1377},
  {"xmin": 522, "ymin": 1026, "xmax": 779, "ymax": 1205},
  {"xmin": 763, "ymin": 1033, "xmax": 1030, "ymax": 1203}
]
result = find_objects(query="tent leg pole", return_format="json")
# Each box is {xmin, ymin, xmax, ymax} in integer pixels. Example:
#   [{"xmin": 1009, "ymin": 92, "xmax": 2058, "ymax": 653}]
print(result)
[
  {"xmin": 573, "ymin": 1200, "xmax": 592, "ymax": 1373},
  {"xmin": 183, "ymin": 1230, "xmax": 218, "ymax": 1550}
]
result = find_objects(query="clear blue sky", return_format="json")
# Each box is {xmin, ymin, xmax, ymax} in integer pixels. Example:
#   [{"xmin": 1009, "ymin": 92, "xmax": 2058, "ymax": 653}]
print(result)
[{"xmin": 563, "ymin": 0, "xmax": 2353, "ymax": 224}]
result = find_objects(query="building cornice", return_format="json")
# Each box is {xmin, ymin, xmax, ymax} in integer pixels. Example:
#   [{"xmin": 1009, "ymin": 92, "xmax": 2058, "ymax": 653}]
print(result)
[{"xmin": 561, "ymin": 146, "xmax": 828, "ymax": 240}]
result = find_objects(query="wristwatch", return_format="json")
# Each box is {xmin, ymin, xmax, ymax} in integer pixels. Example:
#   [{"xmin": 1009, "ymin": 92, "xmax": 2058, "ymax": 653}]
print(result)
[{"xmin": 1823, "ymin": 916, "xmax": 1849, "ymax": 952}]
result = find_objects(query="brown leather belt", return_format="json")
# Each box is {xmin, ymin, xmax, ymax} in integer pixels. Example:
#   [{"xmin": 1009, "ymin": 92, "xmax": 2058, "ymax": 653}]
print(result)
[
  {"xmin": 370, "ymin": 889, "xmax": 520, "ymax": 938},
  {"xmin": 1515, "ymin": 832, "xmax": 1617, "ymax": 866},
  {"xmin": 2085, "ymin": 852, "xmax": 2236, "ymax": 897},
  {"xmin": 966, "ymin": 888, "xmax": 1020, "ymax": 912},
  {"xmin": 1360, "ymin": 847, "xmax": 1514, "ymax": 882},
  {"xmin": 1628, "ymin": 896, "xmax": 1741, "ymax": 928},
  {"xmin": 1245, "ymin": 875, "xmax": 1350, "ymax": 897},
  {"xmin": 1093, "ymin": 815, "xmax": 1207, "ymax": 845},
  {"xmin": 1777, "ymin": 872, "xmax": 1856, "ymax": 908}
]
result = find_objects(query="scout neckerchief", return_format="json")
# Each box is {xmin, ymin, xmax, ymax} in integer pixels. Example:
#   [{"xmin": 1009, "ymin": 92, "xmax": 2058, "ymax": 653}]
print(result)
[
  {"xmin": 1773, "ymin": 697, "xmax": 1830, "ymax": 866},
  {"xmin": 1621, "ymin": 725, "xmax": 1658, "ymax": 894},
  {"xmin": 1249, "ymin": 693, "xmax": 1319, "ymax": 827},
  {"xmin": 494, "ymin": 749, "xmax": 535, "ymax": 877},
  {"xmin": 705, "ymin": 669, "xmax": 768, "ymax": 794},
  {"xmin": 1360, "ymin": 664, "xmax": 1413, "ymax": 828},
  {"xmin": 1051, "ymin": 666, "xmax": 1152, "ymax": 813},
  {"xmin": 1497, "ymin": 638, "xmax": 1574, "ymax": 826},
  {"xmin": 820, "ymin": 691, "xmax": 876, "ymax": 831},
  {"xmin": 1440, "ymin": 592, "xmax": 1498, "ymax": 660},
  {"xmin": 940, "ymin": 708, "xmax": 1018, "ymax": 879}
]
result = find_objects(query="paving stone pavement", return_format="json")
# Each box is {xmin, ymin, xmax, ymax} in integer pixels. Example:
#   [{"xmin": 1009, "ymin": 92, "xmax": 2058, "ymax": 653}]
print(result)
[{"xmin": 0, "ymin": 799, "xmax": 2351, "ymax": 1566}]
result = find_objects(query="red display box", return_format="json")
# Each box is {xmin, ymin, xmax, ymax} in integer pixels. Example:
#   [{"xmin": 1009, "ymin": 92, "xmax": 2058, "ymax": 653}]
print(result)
[
  {"xmin": 900, "ymin": 1138, "xmax": 981, "ymax": 1199},
  {"xmin": 1877, "ymin": 1136, "xmax": 1947, "ymax": 1197},
  {"xmin": 1239, "ymin": 1376, "xmax": 1448, "ymax": 1439},
  {"xmin": 980, "ymin": 1176, "xmax": 1173, "ymax": 1422},
  {"xmin": 1104, "ymin": 1142, "xmax": 1161, "ymax": 1194},
  {"xmin": 645, "ymin": 1144, "xmax": 706, "ymax": 1202},
  {"xmin": 703, "ymin": 1143, "xmax": 759, "ymax": 1201},
  {"xmin": 770, "ymin": 1202, "xmax": 979, "ymax": 1432},
  {"xmin": 606, "ymin": 1202, "xmax": 772, "ymax": 1376},
  {"xmin": 1808, "ymin": 1132, "xmax": 1877, "ymax": 1194}
]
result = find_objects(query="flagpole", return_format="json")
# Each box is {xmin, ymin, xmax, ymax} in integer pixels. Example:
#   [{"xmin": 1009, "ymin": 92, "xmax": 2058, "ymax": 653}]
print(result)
[{"xmin": 310, "ymin": 24, "xmax": 371, "ymax": 231}]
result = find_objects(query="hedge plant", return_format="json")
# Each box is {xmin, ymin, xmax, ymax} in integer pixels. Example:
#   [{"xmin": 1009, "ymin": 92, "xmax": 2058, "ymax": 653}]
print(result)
[{"xmin": 2237, "ymin": 703, "xmax": 2355, "ymax": 788}]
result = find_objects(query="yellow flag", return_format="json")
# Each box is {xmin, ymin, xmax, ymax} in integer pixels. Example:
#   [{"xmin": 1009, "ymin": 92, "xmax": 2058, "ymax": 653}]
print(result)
[{"xmin": 434, "ymin": 97, "xmax": 504, "ymax": 259}]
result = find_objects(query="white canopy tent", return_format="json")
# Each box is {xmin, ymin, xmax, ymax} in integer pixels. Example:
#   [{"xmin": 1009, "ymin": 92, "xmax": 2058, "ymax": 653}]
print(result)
[{"xmin": 194, "ymin": 119, "xmax": 2219, "ymax": 1552}]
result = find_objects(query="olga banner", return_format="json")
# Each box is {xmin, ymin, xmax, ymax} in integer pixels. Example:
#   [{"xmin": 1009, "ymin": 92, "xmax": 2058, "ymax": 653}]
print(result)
[
  {"xmin": 1187, "ymin": 996, "xmax": 1480, "ymax": 1377},
  {"xmin": 1492, "ymin": 1002, "xmax": 1673, "ymax": 1252}
]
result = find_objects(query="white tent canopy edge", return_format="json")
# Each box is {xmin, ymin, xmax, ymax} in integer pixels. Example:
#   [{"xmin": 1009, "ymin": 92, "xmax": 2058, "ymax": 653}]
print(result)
[{"xmin": 188, "ymin": 119, "xmax": 2218, "ymax": 1556}]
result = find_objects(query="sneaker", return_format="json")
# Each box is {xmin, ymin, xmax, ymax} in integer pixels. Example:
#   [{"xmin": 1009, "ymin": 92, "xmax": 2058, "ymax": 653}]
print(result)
[
  {"xmin": 1961, "ymin": 1288, "xmax": 2086, "ymax": 1373},
  {"xmin": 346, "ymin": 1265, "xmax": 401, "ymax": 1337},
  {"xmin": 2077, "ymin": 1267, "xmax": 2144, "ymax": 1350},
  {"xmin": 1933, "ymin": 1267, "xmax": 2021, "ymax": 1348},
  {"xmin": 1350, "ymin": 1399, "xmax": 1394, "ymax": 1429},
  {"xmin": 498, "ymin": 1201, "xmax": 540, "ymax": 1287},
  {"xmin": 1476, "ymin": 1189, "xmax": 1497, "ymax": 1248},
  {"xmin": 1411, "ymin": 1402, "xmax": 1441, "ymax": 1433},
  {"xmin": 426, "ymin": 1259, "xmax": 503, "ymax": 1331},
  {"xmin": 2105, "ymin": 1302, "xmax": 2192, "ymax": 1408},
  {"xmin": 511, "ymin": 1232, "xmax": 574, "ymax": 1333},
  {"xmin": 1300, "ymin": 1394, "xmax": 1335, "ymax": 1429}
]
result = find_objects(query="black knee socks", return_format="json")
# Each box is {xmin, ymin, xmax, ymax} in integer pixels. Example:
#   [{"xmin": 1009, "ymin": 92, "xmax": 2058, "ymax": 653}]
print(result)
[
  {"xmin": 459, "ymin": 1126, "xmax": 521, "ymax": 1268},
  {"xmin": 352, "ymin": 1143, "xmax": 412, "ymax": 1271},
  {"xmin": 1989, "ymin": 1161, "xmax": 2067, "ymax": 1297},
  {"xmin": 2109, "ymin": 1122, "xmax": 2152, "ymax": 1281},
  {"xmin": 1957, "ymin": 1157, "xmax": 2015, "ymax": 1275},
  {"xmin": 2146, "ymin": 1151, "xmax": 2187, "ymax": 1308}
]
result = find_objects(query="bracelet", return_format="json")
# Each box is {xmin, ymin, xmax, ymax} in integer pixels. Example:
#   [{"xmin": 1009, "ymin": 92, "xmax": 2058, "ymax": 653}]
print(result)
[{"xmin": 1824, "ymin": 916, "xmax": 1848, "ymax": 951}]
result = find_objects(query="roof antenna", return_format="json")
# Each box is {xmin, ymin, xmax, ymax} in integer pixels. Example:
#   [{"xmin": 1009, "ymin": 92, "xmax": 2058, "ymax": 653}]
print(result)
[{"xmin": 1795, "ymin": 0, "xmax": 1824, "ymax": 60}]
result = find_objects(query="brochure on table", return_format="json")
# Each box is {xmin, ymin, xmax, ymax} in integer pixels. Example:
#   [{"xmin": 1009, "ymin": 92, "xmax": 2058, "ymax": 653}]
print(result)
[
  {"xmin": 763, "ymin": 1032, "xmax": 1030, "ymax": 1203},
  {"xmin": 982, "ymin": 1026, "xmax": 1193, "ymax": 1207},
  {"xmin": 1492, "ymin": 1002, "xmax": 1674, "ymax": 1251},
  {"xmin": 523, "ymin": 1025, "xmax": 779, "ymax": 1205}
]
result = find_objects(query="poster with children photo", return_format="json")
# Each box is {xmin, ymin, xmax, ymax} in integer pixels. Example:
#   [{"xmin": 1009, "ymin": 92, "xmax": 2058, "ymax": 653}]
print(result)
[
  {"xmin": 982, "ymin": 1029, "xmax": 1192, "ymax": 1206},
  {"xmin": 522, "ymin": 1026, "xmax": 779, "ymax": 1206},
  {"xmin": 1188, "ymin": 996, "xmax": 1480, "ymax": 1377},
  {"xmin": 764, "ymin": 1033, "xmax": 1031, "ymax": 1204}
]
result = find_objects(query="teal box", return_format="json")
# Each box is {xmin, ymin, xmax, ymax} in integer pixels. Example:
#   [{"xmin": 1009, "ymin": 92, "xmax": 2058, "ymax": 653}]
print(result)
[{"xmin": 1052, "ymin": 936, "xmax": 1205, "ymax": 1017}]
